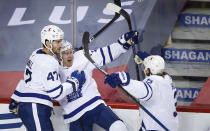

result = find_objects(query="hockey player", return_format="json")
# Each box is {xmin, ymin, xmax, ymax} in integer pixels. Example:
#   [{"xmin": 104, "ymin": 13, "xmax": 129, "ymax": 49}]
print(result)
[
  {"xmin": 58, "ymin": 31, "xmax": 139, "ymax": 131},
  {"xmin": 104, "ymin": 52, "xmax": 179, "ymax": 131},
  {"xmin": 9, "ymin": 25, "xmax": 86, "ymax": 131}
]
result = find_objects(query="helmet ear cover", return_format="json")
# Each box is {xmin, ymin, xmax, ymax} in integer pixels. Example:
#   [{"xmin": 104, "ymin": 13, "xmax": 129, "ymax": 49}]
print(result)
[{"xmin": 143, "ymin": 55, "xmax": 165, "ymax": 75}]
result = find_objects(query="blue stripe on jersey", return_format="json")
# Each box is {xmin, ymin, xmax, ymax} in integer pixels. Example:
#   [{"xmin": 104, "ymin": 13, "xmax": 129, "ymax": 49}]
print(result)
[
  {"xmin": 174, "ymin": 90, "xmax": 177, "ymax": 99},
  {"xmin": 14, "ymin": 90, "xmax": 51, "ymax": 102},
  {"xmin": 100, "ymin": 48, "xmax": 105, "ymax": 65},
  {"xmin": 145, "ymin": 82, "xmax": 153, "ymax": 101},
  {"xmin": 64, "ymin": 96, "xmax": 101, "ymax": 119},
  {"xmin": 141, "ymin": 82, "xmax": 153, "ymax": 101},
  {"xmin": 140, "ymin": 121, "xmax": 159, "ymax": 131},
  {"xmin": 139, "ymin": 122, "xmax": 144, "ymax": 131},
  {"xmin": 107, "ymin": 45, "xmax": 113, "ymax": 62},
  {"xmin": 46, "ymin": 85, "xmax": 63, "ymax": 100},
  {"xmin": 141, "ymin": 120, "xmax": 146, "ymax": 129},
  {"xmin": 66, "ymin": 80, "xmax": 76, "ymax": 92},
  {"xmin": 36, "ymin": 49, "xmax": 46, "ymax": 54},
  {"xmin": 140, "ymin": 82, "xmax": 149, "ymax": 99},
  {"xmin": 46, "ymin": 85, "xmax": 62, "ymax": 93}
]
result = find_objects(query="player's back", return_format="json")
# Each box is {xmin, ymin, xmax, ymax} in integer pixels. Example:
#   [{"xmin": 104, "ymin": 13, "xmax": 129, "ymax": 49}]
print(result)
[{"xmin": 140, "ymin": 75, "xmax": 178, "ymax": 131}]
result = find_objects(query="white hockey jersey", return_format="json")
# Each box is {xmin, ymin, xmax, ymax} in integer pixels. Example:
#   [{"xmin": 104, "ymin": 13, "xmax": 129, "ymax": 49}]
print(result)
[
  {"xmin": 11, "ymin": 49, "xmax": 76, "ymax": 107},
  {"xmin": 123, "ymin": 75, "xmax": 178, "ymax": 131},
  {"xmin": 59, "ymin": 43, "xmax": 127, "ymax": 123}
]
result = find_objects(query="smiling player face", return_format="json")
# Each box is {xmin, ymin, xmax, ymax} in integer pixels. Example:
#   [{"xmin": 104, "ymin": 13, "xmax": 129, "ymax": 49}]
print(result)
[{"xmin": 62, "ymin": 49, "xmax": 74, "ymax": 67}]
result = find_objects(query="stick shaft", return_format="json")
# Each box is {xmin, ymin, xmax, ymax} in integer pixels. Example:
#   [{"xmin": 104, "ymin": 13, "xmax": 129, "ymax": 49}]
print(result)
[{"xmin": 89, "ymin": 0, "xmax": 121, "ymax": 42}]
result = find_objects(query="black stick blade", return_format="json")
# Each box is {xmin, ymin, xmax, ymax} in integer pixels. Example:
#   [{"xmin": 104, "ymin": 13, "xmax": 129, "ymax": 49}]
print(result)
[
  {"xmin": 82, "ymin": 32, "xmax": 95, "ymax": 64},
  {"xmin": 82, "ymin": 31, "xmax": 90, "ymax": 55},
  {"xmin": 82, "ymin": 31, "xmax": 90, "ymax": 46}
]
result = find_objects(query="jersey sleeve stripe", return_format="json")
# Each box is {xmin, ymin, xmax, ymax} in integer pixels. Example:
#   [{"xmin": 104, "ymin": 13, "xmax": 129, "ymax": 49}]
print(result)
[
  {"xmin": 51, "ymin": 85, "xmax": 63, "ymax": 100},
  {"xmin": 140, "ymin": 82, "xmax": 149, "ymax": 100},
  {"xmin": 46, "ymin": 85, "xmax": 64, "ymax": 100},
  {"xmin": 46, "ymin": 85, "xmax": 62, "ymax": 93},
  {"xmin": 66, "ymin": 80, "xmax": 76, "ymax": 92},
  {"xmin": 107, "ymin": 45, "xmax": 113, "ymax": 62},
  {"xmin": 100, "ymin": 48, "xmax": 105, "ymax": 65},
  {"xmin": 139, "ymin": 82, "xmax": 153, "ymax": 101},
  {"xmin": 145, "ymin": 82, "xmax": 153, "ymax": 101},
  {"xmin": 14, "ymin": 90, "xmax": 51, "ymax": 101}
]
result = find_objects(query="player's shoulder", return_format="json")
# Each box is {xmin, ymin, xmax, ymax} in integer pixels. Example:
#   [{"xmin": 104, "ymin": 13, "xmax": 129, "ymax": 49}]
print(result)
[
  {"xmin": 32, "ymin": 49, "xmax": 59, "ymax": 67},
  {"xmin": 143, "ymin": 75, "xmax": 163, "ymax": 84},
  {"xmin": 163, "ymin": 74, "xmax": 173, "ymax": 83},
  {"xmin": 145, "ymin": 74, "xmax": 173, "ymax": 84},
  {"xmin": 73, "ymin": 49, "xmax": 87, "ymax": 60},
  {"xmin": 74, "ymin": 49, "xmax": 84, "ymax": 56},
  {"xmin": 143, "ymin": 75, "xmax": 157, "ymax": 82}
]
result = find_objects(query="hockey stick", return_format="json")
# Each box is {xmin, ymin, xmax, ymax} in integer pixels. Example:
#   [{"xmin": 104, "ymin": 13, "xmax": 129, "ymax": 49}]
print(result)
[
  {"xmin": 83, "ymin": 32, "xmax": 108, "ymax": 75},
  {"xmin": 89, "ymin": 0, "xmax": 121, "ymax": 43},
  {"xmin": 82, "ymin": 32, "xmax": 169, "ymax": 131},
  {"xmin": 106, "ymin": 3, "xmax": 141, "ymax": 81}
]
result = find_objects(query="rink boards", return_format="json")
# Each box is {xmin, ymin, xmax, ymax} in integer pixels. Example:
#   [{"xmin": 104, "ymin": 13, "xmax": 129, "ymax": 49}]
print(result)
[
  {"xmin": 1, "ymin": 103, "xmax": 210, "ymax": 131},
  {"xmin": 1, "ymin": 66, "xmax": 210, "ymax": 131},
  {"xmin": 0, "ymin": 103, "xmax": 141, "ymax": 131}
]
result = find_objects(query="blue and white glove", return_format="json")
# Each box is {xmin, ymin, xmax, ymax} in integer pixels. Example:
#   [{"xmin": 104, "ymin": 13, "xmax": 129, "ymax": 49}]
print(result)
[
  {"xmin": 134, "ymin": 51, "xmax": 150, "ymax": 64},
  {"xmin": 104, "ymin": 71, "xmax": 130, "ymax": 88},
  {"xmin": 66, "ymin": 70, "xmax": 86, "ymax": 92},
  {"xmin": 118, "ymin": 31, "xmax": 139, "ymax": 50}
]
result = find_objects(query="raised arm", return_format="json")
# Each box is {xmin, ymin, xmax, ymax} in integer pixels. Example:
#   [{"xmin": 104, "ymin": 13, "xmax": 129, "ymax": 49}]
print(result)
[
  {"xmin": 89, "ymin": 31, "xmax": 139, "ymax": 66},
  {"xmin": 104, "ymin": 71, "xmax": 153, "ymax": 101}
]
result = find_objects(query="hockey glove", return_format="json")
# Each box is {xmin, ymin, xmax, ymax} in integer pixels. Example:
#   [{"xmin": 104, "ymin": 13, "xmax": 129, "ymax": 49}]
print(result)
[
  {"xmin": 134, "ymin": 51, "xmax": 150, "ymax": 64},
  {"xmin": 104, "ymin": 71, "xmax": 130, "ymax": 88},
  {"xmin": 9, "ymin": 99, "xmax": 19, "ymax": 115},
  {"xmin": 66, "ymin": 70, "xmax": 86, "ymax": 92},
  {"xmin": 118, "ymin": 31, "xmax": 139, "ymax": 50}
]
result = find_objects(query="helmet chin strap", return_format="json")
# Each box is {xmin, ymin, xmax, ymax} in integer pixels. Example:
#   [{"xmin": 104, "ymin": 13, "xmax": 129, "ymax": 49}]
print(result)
[
  {"xmin": 59, "ymin": 50, "xmax": 64, "ymax": 66},
  {"xmin": 48, "ymin": 45, "xmax": 55, "ymax": 55},
  {"xmin": 60, "ymin": 58, "xmax": 69, "ymax": 69},
  {"xmin": 60, "ymin": 58, "xmax": 71, "ymax": 68},
  {"xmin": 60, "ymin": 58, "xmax": 64, "ymax": 66},
  {"xmin": 59, "ymin": 54, "xmax": 69, "ymax": 68},
  {"xmin": 44, "ymin": 41, "xmax": 55, "ymax": 56}
]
